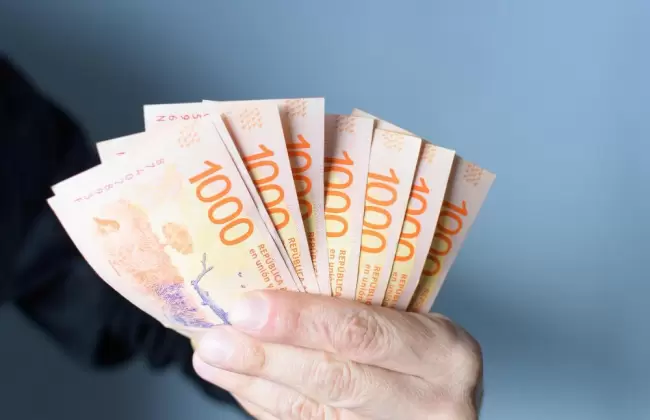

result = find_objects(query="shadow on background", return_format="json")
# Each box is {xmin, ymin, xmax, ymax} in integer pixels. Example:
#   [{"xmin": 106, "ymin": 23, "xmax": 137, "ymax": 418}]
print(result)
[{"xmin": 1, "ymin": 1, "xmax": 648, "ymax": 419}]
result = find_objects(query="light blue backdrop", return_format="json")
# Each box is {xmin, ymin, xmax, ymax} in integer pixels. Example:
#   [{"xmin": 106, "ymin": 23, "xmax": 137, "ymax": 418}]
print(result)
[{"xmin": 0, "ymin": 1, "xmax": 648, "ymax": 419}]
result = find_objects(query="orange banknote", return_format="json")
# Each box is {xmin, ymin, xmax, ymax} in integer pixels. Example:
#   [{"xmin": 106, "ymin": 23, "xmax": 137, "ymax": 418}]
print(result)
[
  {"xmin": 354, "ymin": 129, "xmax": 422, "ymax": 306},
  {"xmin": 50, "ymin": 120, "xmax": 301, "ymax": 335},
  {"xmin": 205, "ymin": 98, "xmax": 330, "ymax": 295},
  {"xmin": 352, "ymin": 109, "xmax": 495, "ymax": 313},
  {"xmin": 323, "ymin": 114, "xmax": 374, "ymax": 298},
  {"xmin": 208, "ymin": 101, "xmax": 320, "ymax": 294}
]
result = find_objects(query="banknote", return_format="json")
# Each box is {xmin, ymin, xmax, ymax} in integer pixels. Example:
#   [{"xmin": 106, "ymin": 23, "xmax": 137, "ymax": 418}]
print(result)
[
  {"xmin": 95, "ymin": 133, "xmax": 145, "ymax": 162},
  {"xmin": 384, "ymin": 145, "xmax": 455, "ymax": 309},
  {"xmin": 408, "ymin": 158, "xmax": 495, "ymax": 312},
  {"xmin": 323, "ymin": 115, "xmax": 374, "ymax": 298},
  {"xmin": 93, "ymin": 103, "xmax": 213, "ymax": 161},
  {"xmin": 52, "ymin": 136, "xmax": 147, "ymax": 196},
  {"xmin": 354, "ymin": 129, "xmax": 421, "ymax": 306},
  {"xmin": 349, "ymin": 111, "xmax": 456, "ymax": 309},
  {"xmin": 205, "ymin": 98, "xmax": 329, "ymax": 295},
  {"xmin": 207, "ymin": 101, "xmax": 320, "ymax": 294},
  {"xmin": 92, "ymin": 107, "xmax": 301, "ymax": 291},
  {"xmin": 49, "ymin": 119, "xmax": 300, "ymax": 333},
  {"xmin": 93, "ymin": 103, "xmax": 212, "ymax": 160},
  {"xmin": 49, "ymin": 193, "xmax": 172, "ymax": 329},
  {"xmin": 351, "ymin": 109, "xmax": 495, "ymax": 313},
  {"xmin": 140, "ymin": 102, "xmax": 303, "ymax": 292}
]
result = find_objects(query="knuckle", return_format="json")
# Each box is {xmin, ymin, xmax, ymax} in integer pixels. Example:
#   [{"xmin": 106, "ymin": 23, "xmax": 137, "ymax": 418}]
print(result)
[
  {"xmin": 452, "ymin": 331, "xmax": 483, "ymax": 383},
  {"xmin": 313, "ymin": 359, "xmax": 359, "ymax": 402},
  {"xmin": 415, "ymin": 314, "xmax": 455, "ymax": 345},
  {"xmin": 238, "ymin": 340, "xmax": 268, "ymax": 374},
  {"xmin": 332, "ymin": 309, "xmax": 388, "ymax": 357},
  {"xmin": 416, "ymin": 314, "xmax": 457, "ymax": 362},
  {"xmin": 421, "ymin": 314, "xmax": 483, "ymax": 389},
  {"xmin": 431, "ymin": 314, "xmax": 460, "ymax": 343},
  {"xmin": 278, "ymin": 393, "xmax": 327, "ymax": 420}
]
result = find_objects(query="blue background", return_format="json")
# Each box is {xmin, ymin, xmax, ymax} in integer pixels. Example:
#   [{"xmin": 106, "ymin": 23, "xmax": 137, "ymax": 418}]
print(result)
[{"xmin": 1, "ymin": 1, "xmax": 648, "ymax": 419}]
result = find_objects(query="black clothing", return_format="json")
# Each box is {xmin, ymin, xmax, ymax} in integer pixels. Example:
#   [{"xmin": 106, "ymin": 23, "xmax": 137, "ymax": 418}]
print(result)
[{"xmin": 0, "ymin": 55, "xmax": 237, "ymax": 407}]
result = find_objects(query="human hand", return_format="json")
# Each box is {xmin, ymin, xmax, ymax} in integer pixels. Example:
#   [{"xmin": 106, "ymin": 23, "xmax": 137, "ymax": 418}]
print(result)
[{"xmin": 192, "ymin": 290, "xmax": 483, "ymax": 419}]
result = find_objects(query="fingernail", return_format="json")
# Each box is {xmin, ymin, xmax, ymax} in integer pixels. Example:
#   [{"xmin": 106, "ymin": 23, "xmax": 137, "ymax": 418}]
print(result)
[
  {"xmin": 197, "ymin": 329, "xmax": 235, "ymax": 366},
  {"xmin": 229, "ymin": 292, "xmax": 269, "ymax": 331}
]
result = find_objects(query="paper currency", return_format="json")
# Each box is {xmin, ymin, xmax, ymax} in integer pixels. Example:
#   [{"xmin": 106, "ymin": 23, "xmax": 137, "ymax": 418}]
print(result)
[
  {"xmin": 350, "ymin": 110, "xmax": 456, "ymax": 309},
  {"xmin": 351, "ymin": 109, "xmax": 495, "ymax": 313},
  {"xmin": 323, "ymin": 115, "xmax": 374, "ymax": 298},
  {"xmin": 354, "ymin": 129, "xmax": 421, "ymax": 306},
  {"xmin": 409, "ymin": 159, "xmax": 495, "ymax": 312},
  {"xmin": 52, "ymin": 133, "xmax": 149, "ymax": 197},
  {"xmin": 94, "ymin": 133, "xmax": 144, "ymax": 161},
  {"xmin": 207, "ymin": 101, "xmax": 320, "ymax": 294},
  {"xmin": 384, "ymin": 144, "xmax": 455, "ymax": 309},
  {"xmin": 51, "ymin": 93, "xmax": 496, "ymax": 337},
  {"xmin": 48, "ymin": 193, "xmax": 172, "ymax": 329},
  {"xmin": 140, "ymin": 102, "xmax": 304, "ymax": 292},
  {"xmin": 205, "ymin": 98, "xmax": 330, "ymax": 295},
  {"xmin": 93, "ymin": 103, "xmax": 212, "ymax": 160},
  {"xmin": 49, "ymin": 120, "xmax": 300, "ymax": 333}
]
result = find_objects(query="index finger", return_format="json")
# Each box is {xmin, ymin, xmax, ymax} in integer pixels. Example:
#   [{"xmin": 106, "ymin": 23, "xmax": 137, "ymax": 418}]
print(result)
[{"xmin": 226, "ymin": 290, "xmax": 478, "ymax": 379}]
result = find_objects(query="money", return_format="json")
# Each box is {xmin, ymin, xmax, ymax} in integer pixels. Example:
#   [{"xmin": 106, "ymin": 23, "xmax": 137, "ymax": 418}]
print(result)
[
  {"xmin": 409, "ymin": 159, "xmax": 495, "ymax": 313},
  {"xmin": 207, "ymin": 101, "xmax": 320, "ymax": 294},
  {"xmin": 94, "ymin": 103, "xmax": 213, "ymax": 160},
  {"xmin": 95, "ymin": 133, "xmax": 144, "ymax": 161},
  {"xmin": 205, "ymin": 98, "xmax": 330, "ymax": 295},
  {"xmin": 354, "ymin": 129, "xmax": 422, "ymax": 306},
  {"xmin": 49, "ymin": 120, "xmax": 300, "ymax": 333},
  {"xmin": 52, "ymin": 132, "xmax": 150, "ymax": 197},
  {"xmin": 350, "ymin": 111, "xmax": 456, "ymax": 309},
  {"xmin": 140, "ymin": 102, "xmax": 304, "ymax": 292},
  {"xmin": 384, "ymin": 144, "xmax": 455, "ymax": 310},
  {"xmin": 49, "ymin": 191, "xmax": 173, "ymax": 330},
  {"xmin": 351, "ymin": 109, "xmax": 495, "ymax": 312},
  {"xmin": 323, "ymin": 115, "xmax": 374, "ymax": 299},
  {"xmin": 50, "ymin": 95, "xmax": 496, "ymax": 339}
]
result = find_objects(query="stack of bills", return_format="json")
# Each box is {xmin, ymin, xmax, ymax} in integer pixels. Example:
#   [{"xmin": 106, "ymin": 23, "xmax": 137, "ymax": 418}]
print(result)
[{"xmin": 48, "ymin": 99, "xmax": 495, "ymax": 338}]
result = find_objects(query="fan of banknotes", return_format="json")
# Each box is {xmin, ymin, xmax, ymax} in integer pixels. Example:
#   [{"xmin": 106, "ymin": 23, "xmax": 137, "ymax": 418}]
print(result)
[{"xmin": 48, "ymin": 99, "xmax": 495, "ymax": 338}]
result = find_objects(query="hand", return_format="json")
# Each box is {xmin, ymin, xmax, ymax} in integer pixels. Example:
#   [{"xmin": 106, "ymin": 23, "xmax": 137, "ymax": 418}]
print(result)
[{"xmin": 192, "ymin": 290, "xmax": 483, "ymax": 419}]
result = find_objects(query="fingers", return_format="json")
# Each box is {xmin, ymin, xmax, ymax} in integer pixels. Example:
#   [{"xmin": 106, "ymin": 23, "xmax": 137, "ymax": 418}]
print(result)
[
  {"xmin": 195, "ymin": 327, "xmax": 426, "ymax": 418},
  {"xmin": 193, "ymin": 355, "xmax": 352, "ymax": 420},
  {"xmin": 226, "ymin": 290, "xmax": 481, "ymax": 384}
]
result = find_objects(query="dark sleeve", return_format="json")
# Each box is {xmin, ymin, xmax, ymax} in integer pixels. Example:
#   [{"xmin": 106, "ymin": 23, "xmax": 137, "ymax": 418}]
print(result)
[{"xmin": 0, "ymin": 56, "xmax": 238, "ymax": 407}]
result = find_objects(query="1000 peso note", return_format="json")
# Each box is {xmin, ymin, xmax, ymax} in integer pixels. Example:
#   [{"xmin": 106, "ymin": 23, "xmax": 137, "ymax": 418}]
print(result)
[
  {"xmin": 95, "ymin": 132, "xmax": 146, "ymax": 162},
  {"xmin": 141, "ymin": 102, "xmax": 304, "ymax": 292},
  {"xmin": 50, "ymin": 120, "xmax": 300, "ymax": 332},
  {"xmin": 210, "ymin": 101, "xmax": 320, "ymax": 294},
  {"xmin": 352, "ymin": 109, "xmax": 495, "ymax": 313},
  {"xmin": 93, "ymin": 132, "xmax": 146, "ymax": 162},
  {"xmin": 384, "ymin": 143, "xmax": 455, "ymax": 310},
  {"xmin": 323, "ymin": 115, "xmax": 374, "ymax": 298},
  {"xmin": 351, "ymin": 110, "xmax": 456, "ymax": 309},
  {"xmin": 409, "ymin": 158, "xmax": 495, "ymax": 313},
  {"xmin": 95, "ymin": 103, "xmax": 302, "ymax": 292},
  {"xmin": 205, "ymin": 98, "xmax": 330, "ymax": 295},
  {"xmin": 354, "ymin": 129, "xmax": 421, "ymax": 306}
]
